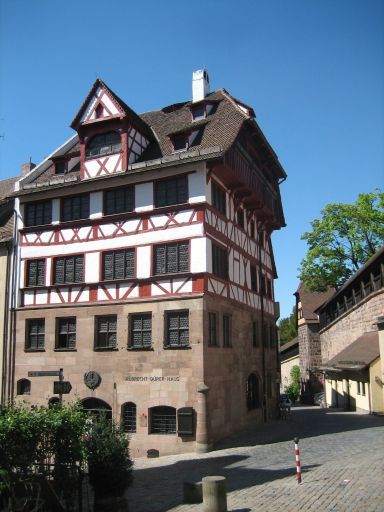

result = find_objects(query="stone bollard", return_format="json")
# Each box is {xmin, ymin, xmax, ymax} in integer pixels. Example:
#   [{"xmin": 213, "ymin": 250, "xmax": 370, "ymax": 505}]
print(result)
[{"xmin": 202, "ymin": 476, "xmax": 227, "ymax": 512}]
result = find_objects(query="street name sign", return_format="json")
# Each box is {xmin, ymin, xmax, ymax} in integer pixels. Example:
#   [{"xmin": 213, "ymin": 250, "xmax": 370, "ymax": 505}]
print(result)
[
  {"xmin": 53, "ymin": 381, "xmax": 72, "ymax": 394},
  {"xmin": 28, "ymin": 371, "xmax": 60, "ymax": 377}
]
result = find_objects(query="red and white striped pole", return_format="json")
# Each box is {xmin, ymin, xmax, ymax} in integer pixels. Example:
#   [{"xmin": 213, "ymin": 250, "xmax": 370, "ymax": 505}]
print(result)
[{"xmin": 294, "ymin": 436, "xmax": 302, "ymax": 484}]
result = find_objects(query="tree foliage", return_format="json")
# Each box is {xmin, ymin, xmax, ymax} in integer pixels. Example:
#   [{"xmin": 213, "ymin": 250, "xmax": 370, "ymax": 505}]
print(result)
[
  {"xmin": 285, "ymin": 365, "xmax": 300, "ymax": 402},
  {"xmin": 278, "ymin": 307, "xmax": 297, "ymax": 345},
  {"xmin": 299, "ymin": 190, "xmax": 384, "ymax": 292}
]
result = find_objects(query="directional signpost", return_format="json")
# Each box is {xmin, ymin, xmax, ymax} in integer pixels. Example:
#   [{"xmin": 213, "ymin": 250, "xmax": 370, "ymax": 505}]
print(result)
[
  {"xmin": 53, "ymin": 381, "xmax": 72, "ymax": 395},
  {"xmin": 28, "ymin": 368, "xmax": 72, "ymax": 405}
]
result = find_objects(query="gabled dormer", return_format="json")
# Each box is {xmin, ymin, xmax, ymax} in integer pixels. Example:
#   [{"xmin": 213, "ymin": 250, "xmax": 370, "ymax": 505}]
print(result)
[{"xmin": 71, "ymin": 79, "xmax": 153, "ymax": 180}]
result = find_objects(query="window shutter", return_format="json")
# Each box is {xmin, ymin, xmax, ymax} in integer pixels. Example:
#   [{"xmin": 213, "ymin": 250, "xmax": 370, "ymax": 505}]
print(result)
[
  {"xmin": 103, "ymin": 252, "xmax": 114, "ymax": 280},
  {"xmin": 114, "ymin": 251, "xmax": 125, "ymax": 280},
  {"xmin": 179, "ymin": 243, "xmax": 189, "ymax": 272},
  {"xmin": 74, "ymin": 256, "xmax": 83, "ymax": 282},
  {"xmin": 81, "ymin": 195, "xmax": 90, "ymax": 219},
  {"xmin": 167, "ymin": 180, "xmax": 177, "ymax": 205},
  {"xmin": 43, "ymin": 202, "xmax": 52, "ymax": 224},
  {"xmin": 167, "ymin": 244, "xmax": 178, "ymax": 273},
  {"xmin": 177, "ymin": 407, "xmax": 194, "ymax": 436},
  {"xmin": 155, "ymin": 245, "xmax": 166, "ymax": 274},
  {"xmin": 27, "ymin": 261, "xmax": 37, "ymax": 286},
  {"xmin": 125, "ymin": 249, "xmax": 135, "ymax": 278},
  {"xmin": 54, "ymin": 258, "xmax": 65, "ymax": 284},
  {"xmin": 156, "ymin": 181, "xmax": 166, "ymax": 207},
  {"xmin": 65, "ymin": 257, "xmax": 75, "ymax": 283},
  {"xmin": 62, "ymin": 199, "xmax": 72, "ymax": 222},
  {"xmin": 37, "ymin": 260, "xmax": 45, "ymax": 286},
  {"xmin": 177, "ymin": 176, "xmax": 187, "ymax": 203},
  {"xmin": 125, "ymin": 187, "xmax": 134, "ymax": 211}
]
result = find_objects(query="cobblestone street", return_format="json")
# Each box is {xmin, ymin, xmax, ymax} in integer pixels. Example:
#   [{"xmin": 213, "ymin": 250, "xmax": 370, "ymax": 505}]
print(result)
[{"xmin": 126, "ymin": 407, "xmax": 384, "ymax": 512}]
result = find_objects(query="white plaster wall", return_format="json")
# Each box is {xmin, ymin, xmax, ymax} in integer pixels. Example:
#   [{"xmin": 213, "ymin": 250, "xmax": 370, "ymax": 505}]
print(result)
[
  {"xmin": 85, "ymin": 252, "xmax": 100, "ymax": 282},
  {"xmin": 45, "ymin": 258, "xmax": 52, "ymax": 286},
  {"xmin": 135, "ymin": 182, "xmax": 153, "ymax": 212},
  {"xmin": 188, "ymin": 169, "xmax": 205, "ymax": 204},
  {"xmin": 190, "ymin": 238, "xmax": 207, "ymax": 273},
  {"xmin": 19, "ymin": 260, "xmax": 25, "ymax": 289},
  {"xmin": 136, "ymin": 246, "xmax": 151, "ymax": 278},
  {"xmin": 206, "ymin": 239, "xmax": 212, "ymax": 273},
  {"xmin": 90, "ymin": 192, "xmax": 103, "ymax": 219}
]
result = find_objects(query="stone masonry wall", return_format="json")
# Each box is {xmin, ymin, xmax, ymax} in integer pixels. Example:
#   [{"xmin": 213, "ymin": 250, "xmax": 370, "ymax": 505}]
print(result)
[{"xmin": 320, "ymin": 289, "xmax": 384, "ymax": 363}]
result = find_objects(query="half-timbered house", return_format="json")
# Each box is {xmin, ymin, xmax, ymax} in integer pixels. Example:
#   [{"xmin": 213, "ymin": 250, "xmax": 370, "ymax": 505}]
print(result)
[{"xmin": 13, "ymin": 70, "xmax": 286, "ymax": 456}]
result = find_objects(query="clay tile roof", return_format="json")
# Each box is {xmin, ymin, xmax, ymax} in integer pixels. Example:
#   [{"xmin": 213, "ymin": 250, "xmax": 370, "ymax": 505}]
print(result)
[
  {"xmin": 294, "ymin": 282, "xmax": 335, "ymax": 321},
  {"xmin": 325, "ymin": 331, "xmax": 379, "ymax": 370},
  {"xmin": 0, "ymin": 176, "xmax": 18, "ymax": 201},
  {"xmin": 0, "ymin": 176, "xmax": 17, "ymax": 242}
]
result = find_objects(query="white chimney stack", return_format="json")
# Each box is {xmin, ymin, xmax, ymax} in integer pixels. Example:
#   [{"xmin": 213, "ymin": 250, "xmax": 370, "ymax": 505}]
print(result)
[{"xmin": 192, "ymin": 69, "xmax": 210, "ymax": 103}]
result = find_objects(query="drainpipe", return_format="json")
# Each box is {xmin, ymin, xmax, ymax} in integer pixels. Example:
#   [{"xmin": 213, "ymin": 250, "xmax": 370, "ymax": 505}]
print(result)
[{"xmin": 1, "ymin": 240, "xmax": 12, "ymax": 405}]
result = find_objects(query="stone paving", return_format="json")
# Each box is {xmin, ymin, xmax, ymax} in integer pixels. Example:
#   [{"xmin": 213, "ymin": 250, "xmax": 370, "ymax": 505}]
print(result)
[{"xmin": 126, "ymin": 407, "xmax": 384, "ymax": 512}]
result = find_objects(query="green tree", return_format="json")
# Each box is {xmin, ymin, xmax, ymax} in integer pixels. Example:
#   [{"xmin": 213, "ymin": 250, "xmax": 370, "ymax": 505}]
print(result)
[
  {"xmin": 285, "ymin": 365, "xmax": 300, "ymax": 402},
  {"xmin": 299, "ymin": 190, "xmax": 384, "ymax": 292},
  {"xmin": 278, "ymin": 307, "xmax": 297, "ymax": 345}
]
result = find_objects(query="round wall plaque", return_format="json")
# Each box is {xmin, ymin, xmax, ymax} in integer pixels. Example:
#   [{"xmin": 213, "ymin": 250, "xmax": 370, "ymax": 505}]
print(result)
[{"xmin": 84, "ymin": 371, "xmax": 102, "ymax": 390}]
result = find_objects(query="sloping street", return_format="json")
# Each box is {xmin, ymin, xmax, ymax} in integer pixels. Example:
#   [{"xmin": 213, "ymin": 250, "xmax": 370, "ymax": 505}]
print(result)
[{"xmin": 127, "ymin": 406, "xmax": 384, "ymax": 512}]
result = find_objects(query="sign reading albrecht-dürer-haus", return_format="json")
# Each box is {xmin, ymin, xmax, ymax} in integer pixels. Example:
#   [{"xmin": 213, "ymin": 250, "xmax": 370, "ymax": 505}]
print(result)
[{"xmin": 12, "ymin": 69, "xmax": 286, "ymax": 457}]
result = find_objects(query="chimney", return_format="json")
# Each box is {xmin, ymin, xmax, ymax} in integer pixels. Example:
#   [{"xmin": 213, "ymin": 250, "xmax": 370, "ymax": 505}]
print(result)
[
  {"xmin": 21, "ymin": 162, "xmax": 36, "ymax": 176},
  {"xmin": 192, "ymin": 69, "xmax": 210, "ymax": 103}
]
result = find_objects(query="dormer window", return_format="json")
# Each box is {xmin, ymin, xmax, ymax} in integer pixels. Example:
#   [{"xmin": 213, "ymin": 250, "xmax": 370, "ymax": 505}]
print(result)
[
  {"xmin": 55, "ymin": 160, "xmax": 66, "ymax": 174},
  {"xmin": 86, "ymin": 131, "xmax": 121, "ymax": 158},
  {"xmin": 171, "ymin": 129, "xmax": 203, "ymax": 152},
  {"xmin": 190, "ymin": 102, "xmax": 216, "ymax": 121}
]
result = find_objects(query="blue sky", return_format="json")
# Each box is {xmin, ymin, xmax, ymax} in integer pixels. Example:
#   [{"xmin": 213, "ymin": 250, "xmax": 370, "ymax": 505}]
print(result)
[{"xmin": 0, "ymin": 0, "xmax": 383, "ymax": 318}]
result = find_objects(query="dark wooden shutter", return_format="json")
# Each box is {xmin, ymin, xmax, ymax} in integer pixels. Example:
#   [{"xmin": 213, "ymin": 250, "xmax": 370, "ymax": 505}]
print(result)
[
  {"xmin": 65, "ymin": 257, "xmax": 75, "ymax": 283},
  {"xmin": 43, "ymin": 201, "xmax": 52, "ymax": 224},
  {"xmin": 178, "ymin": 242, "xmax": 189, "ymax": 272},
  {"xmin": 114, "ymin": 251, "xmax": 125, "ymax": 280},
  {"xmin": 177, "ymin": 407, "xmax": 194, "ymax": 436},
  {"xmin": 81, "ymin": 195, "xmax": 90, "ymax": 219},
  {"xmin": 27, "ymin": 261, "xmax": 37, "ymax": 287},
  {"xmin": 74, "ymin": 256, "xmax": 84, "ymax": 282},
  {"xmin": 155, "ymin": 245, "xmax": 166, "ymax": 274},
  {"xmin": 103, "ymin": 252, "xmax": 114, "ymax": 280},
  {"xmin": 37, "ymin": 259, "xmax": 45, "ymax": 286},
  {"xmin": 177, "ymin": 176, "xmax": 188, "ymax": 203},
  {"xmin": 155, "ymin": 181, "xmax": 166, "ymax": 207},
  {"xmin": 54, "ymin": 258, "xmax": 65, "ymax": 284},
  {"xmin": 62, "ymin": 199, "xmax": 71, "ymax": 222},
  {"xmin": 125, "ymin": 249, "xmax": 135, "ymax": 278},
  {"xmin": 166, "ymin": 244, "xmax": 178, "ymax": 273}
]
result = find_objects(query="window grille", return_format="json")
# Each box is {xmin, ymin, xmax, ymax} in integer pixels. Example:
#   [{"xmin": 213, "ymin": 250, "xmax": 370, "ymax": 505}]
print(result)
[
  {"xmin": 155, "ymin": 176, "xmax": 188, "ymax": 207},
  {"xmin": 122, "ymin": 402, "xmax": 137, "ymax": 433},
  {"xmin": 166, "ymin": 311, "xmax": 189, "ymax": 348},
  {"xmin": 104, "ymin": 186, "xmax": 135, "ymax": 215},
  {"xmin": 25, "ymin": 200, "xmax": 52, "ymax": 227},
  {"xmin": 56, "ymin": 318, "xmax": 76, "ymax": 350},
  {"xmin": 154, "ymin": 242, "xmax": 188, "ymax": 275},
  {"xmin": 86, "ymin": 131, "xmax": 121, "ymax": 158},
  {"xmin": 62, "ymin": 194, "xmax": 90, "ymax": 222},
  {"xmin": 103, "ymin": 249, "xmax": 135, "ymax": 280},
  {"xmin": 26, "ymin": 319, "xmax": 45, "ymax": 350},
  {"xmin": 95, "ymin": 316, "xmax": 117, "ymax": 349},
  {"xmin": 26, "ymin": 259, "xmax": 45, "ymax": 287},
  {"xmin": 149, "ymin": 406, "xmax": 176, "ymax": 434},
  {"xmin": 54, "ymin": 255, "xmax": 84, "ymax": 284},
  {"xmin": 212, "ymin": 244, "xmax": 228, "ymax": 280},
  {"xmin": 130, "ymin": 314, "xmax": 152, "ymax": 349}
]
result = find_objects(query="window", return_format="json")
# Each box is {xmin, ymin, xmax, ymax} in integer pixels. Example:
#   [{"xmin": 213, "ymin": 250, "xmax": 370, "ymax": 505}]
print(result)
[
  {"xmin": 177, "ymin": 407, "xmax": 194, "ymax": 436},
  {"xmin": 104, "ymin": 186, "xmax": 135, "ymax": 215},
  {"xmin": 208, "ymin": 313, "xmax": 218, "ymax": 346},
  {"xmin": 48, "ymin": 397, "xmax": 60, "ymax": 408},
  {"xmin": 212, "ymin": 244, "xmax": 228, "ymax": 280},
  {"xmin": 155, "ymin": 176, "xmax": 188, "ymax": 207},
  {"xmin": 252, "ymin": 320, "xmax": 259, "ymax": 347},
  {"xmin": 129, "ymin": 314, "xmax": 152, "ymax": 349},
  {"xmin": 86, "ymin": 131, "xmax": 121, "ymax": 158},
  {"xmin": 191, "ymin": 104, "xmax": 205, "ymax": 120},
  {"xmin": 173, "ymin": 134, "xmax": 188, "ymax": 151},
  {"xmin": 357, "ymin": 382, "xmax": 366, "ymax": 396},
  {"xmin": 237, "ymin": 209, "xmax": 244, "ymax": 229},
  {"xmin": 95, "ymin": 316, "xmax": 117, "ymax": 350},
  {"xmin": 212, "ymin": 182, "xmax": 226, "ymax": 216},
  {"xmin": 103, "ymin": 249, "xmax": 135, "ymax": 280},
  {"xmin": 56, "ymin": 318, "xmax": 76, "ymax": 350},
  {"xmin": 149, "ymin": 406, "xmax": 176, "ymax": 434},
  {"xmin": 154, "ymin": 242, "xmax": 188, "ymax": 275},
  {"xmin": 250, "ymin": 265, "xmax": 257, "ymax": 292},
  {"xmin": 25, "ymin": 200, "xmax": 52, "ymax": 227},
  {"xmin": 62, "ymin": 194, "xmax": 89, "ymax": 222},
  {"xmin": 122, "ymin": 402, "xmax": 136, "ymax": 433},
  {"xmin": 26, "ymin": 319, "xmax": 45, "ymax": 350},
  {"xmin": 165, "ymin": 311, "xmax": 189, "ymax": 348},
  {"xmin": 17, "ymin": 379, "xmax": 31, "ymax": 395},
  {"xmin": 53, "ymin": 255, "xmax": 84, "ymax": 284},
  {"xmin": 247, "ymin": 374, "xmax": 260, "ymax": 410},
  {"xmin": 26, "ymin": 259, "xmax": 45, "ymax": 287},
  {"xmin": 55, "ymin": 160, "xmax": 66, "ymax": 174},
  {"xmin": 250, "ymin": 220, "xmax": 255, "ymax": 238},
  {"xmin": 223, "ymin": 315, "xmax": 231, "ymax": 347}
]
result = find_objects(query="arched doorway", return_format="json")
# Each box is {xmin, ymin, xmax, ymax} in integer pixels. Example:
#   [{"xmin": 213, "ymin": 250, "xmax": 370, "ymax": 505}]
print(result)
[{"xmin": 82, "ymin": 398, "xmax": 112, "ymax": 420}]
